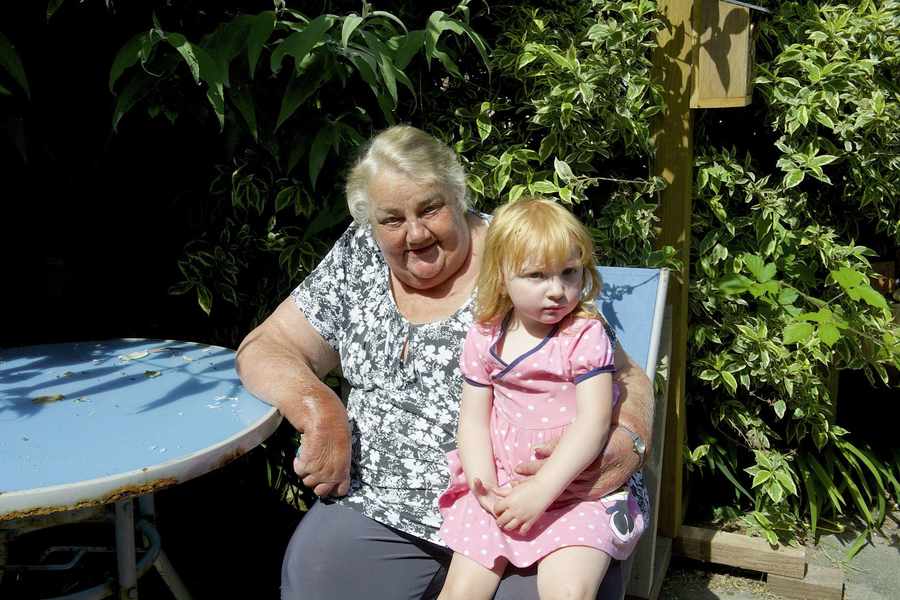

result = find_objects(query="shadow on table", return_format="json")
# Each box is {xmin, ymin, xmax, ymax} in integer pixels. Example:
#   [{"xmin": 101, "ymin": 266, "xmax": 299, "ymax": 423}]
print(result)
[{"xmin": 0, "ymin": 340, "xmax": 242, "ymax": 419}]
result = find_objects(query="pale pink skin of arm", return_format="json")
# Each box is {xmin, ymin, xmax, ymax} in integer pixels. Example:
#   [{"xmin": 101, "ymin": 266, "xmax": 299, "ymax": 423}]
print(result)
[{"xmin": 236, "ymin": 297, "xmax": 351, "ymax": 497}]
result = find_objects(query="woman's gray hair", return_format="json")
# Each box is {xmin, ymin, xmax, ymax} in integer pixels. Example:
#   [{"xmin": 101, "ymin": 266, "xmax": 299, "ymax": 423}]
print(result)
[{"xmin": 345, "ymin": 125, "xmax": 470, "ymax": 225}]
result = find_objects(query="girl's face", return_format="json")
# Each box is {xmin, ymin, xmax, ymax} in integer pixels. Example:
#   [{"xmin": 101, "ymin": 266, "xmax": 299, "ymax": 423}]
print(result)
[{"xmin": 504, "ymin": 254, "xmax": 584, "ymax": 334}]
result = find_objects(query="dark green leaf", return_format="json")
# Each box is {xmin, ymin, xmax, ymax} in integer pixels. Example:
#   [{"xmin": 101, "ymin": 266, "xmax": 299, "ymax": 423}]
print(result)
[
  {"xmin": 109, "ymin": 34, "xmax": 146, "ymax": 93},
  {"xmin": 308, "ymin": 124, "xmax": 336, "ymax": 188},
  {"xmin": 47, "ymin": 0, "xmax": 65, "ymax": 20},
  {"xmin": 394, "ymin": 30, "xmax": 425, "ymax": 70},
  {"xmin": 166, "ymin": 33, "xmax": 200, "ymax": 83},
  {"xmin": 0, "ymin": 32, "xmax": 30, "ymax": 99},
  {"xmin": 342, "ymin": 14, "xmax": 364, "ymax": 47},
  {"xmin": 194, "ymin": 44, "xmax": 225, "ymax": 129},
  {"xmin": 271, "ymin": 15, "xmax": 333, "ymax": 74},
  {"xmin": 112, "ymin": 75, "xmax": 154, "ymax": 130},
  {"xmin": 713, "ymin": 456, "xmax": 754, "ymax": 502},
  {"xmin": 275, "ymin": 58, "xmax": 327, "ymax": 131},
  {"xmin": 230, "ymin": 84, "xmax": 257, "ymax": 141},
  {"xmin": 248, "ymin": 11, "xmax": 276, "ymax": 79}
]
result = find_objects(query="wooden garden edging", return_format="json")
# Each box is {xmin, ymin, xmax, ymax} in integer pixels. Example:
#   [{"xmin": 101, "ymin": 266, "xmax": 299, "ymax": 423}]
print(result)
[{"xmin": 673, "ymin": 525, "xmax": 845, "ymax": 599}]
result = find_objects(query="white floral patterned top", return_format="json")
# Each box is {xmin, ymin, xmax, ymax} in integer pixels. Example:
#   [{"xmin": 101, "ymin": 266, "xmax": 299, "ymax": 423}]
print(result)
[{"xmin": 291, "ymin": 218, "xmax": 649, "ymax": 545}]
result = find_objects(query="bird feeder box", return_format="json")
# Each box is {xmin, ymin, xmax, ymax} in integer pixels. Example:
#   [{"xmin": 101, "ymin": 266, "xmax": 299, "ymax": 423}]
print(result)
[{"xmin": 690, "ymin": 0, "xmax": 770, "ymax": 108}]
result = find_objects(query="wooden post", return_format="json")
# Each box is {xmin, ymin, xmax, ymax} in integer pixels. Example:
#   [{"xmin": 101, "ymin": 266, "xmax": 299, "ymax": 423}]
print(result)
[{"xmin": 651, "ymin": 0, "xmax": 694, "ymax": 540}]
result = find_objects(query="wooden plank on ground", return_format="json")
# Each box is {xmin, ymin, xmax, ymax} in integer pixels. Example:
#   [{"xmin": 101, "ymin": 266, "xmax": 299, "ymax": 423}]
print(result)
[
  {"xmin": 768, "ymin": 564, "xmax": 844, "ymax": 600},
  {"xmin": 674, "ymin": 525, "xmax": 806, "ymax": 578}
]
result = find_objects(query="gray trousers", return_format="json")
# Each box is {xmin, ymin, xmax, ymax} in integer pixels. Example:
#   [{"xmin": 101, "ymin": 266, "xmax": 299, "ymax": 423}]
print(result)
[{"xmin": 281, "ymin": 501, "xmax": 630, "ymax": 600}]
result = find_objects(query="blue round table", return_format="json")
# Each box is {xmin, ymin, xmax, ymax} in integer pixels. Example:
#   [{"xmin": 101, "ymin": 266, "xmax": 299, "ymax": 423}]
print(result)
[{"xmin": 0, "ymin": 339, "xmax": 283, "ymax": 598}]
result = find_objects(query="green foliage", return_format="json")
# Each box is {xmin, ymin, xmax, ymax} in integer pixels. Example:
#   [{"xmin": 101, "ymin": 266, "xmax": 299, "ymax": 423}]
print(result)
[
  {"xmin": 755, "ymin": 0, "xmax": 900, "ymax": 242},
  {"xmin": 688, "ymin": 143, "xmax": 899, "ymax": 548},
  {"xmin": 686, "ymin": 0, "xmax": 900, "ymax": 551},
  {"xmin": 110, "ymin": 2, "xmax": 486, "ymax": 336},
  {"xmin": 430, "ymin": 0, "xmax": 674, "ymax": 268}
]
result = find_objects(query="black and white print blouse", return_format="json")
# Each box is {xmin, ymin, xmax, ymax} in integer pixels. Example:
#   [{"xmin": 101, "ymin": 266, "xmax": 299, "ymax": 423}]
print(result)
[{"xmin": 291, "ymin": 219, "xmax": 649, "ymax": 545}]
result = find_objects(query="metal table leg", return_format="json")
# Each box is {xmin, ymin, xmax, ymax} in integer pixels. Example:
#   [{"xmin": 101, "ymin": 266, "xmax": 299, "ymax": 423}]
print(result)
[
  {"xmin": 114, "ymin": 500, "xmax": 138, "ymax": 600},
  {"xmin": 138, "ymin": 495, "xmax": 193, "ymax": 600}
]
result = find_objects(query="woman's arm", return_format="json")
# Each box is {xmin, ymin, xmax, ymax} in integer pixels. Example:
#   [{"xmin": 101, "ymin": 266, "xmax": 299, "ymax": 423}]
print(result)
[
  {"xmin": 494, "ymin": 374, "xmax": 613, "ymax": 533},
  {"xmin": 236, "ymin": 297, "xmax": 351, "ymax": 497},
  {"xmin": 514, "ymin": 346, "xmax": 654, "ymax": 501},
  {"xmin": 457, "ymin": 383, "xmax": 499, "ymax": 510}
]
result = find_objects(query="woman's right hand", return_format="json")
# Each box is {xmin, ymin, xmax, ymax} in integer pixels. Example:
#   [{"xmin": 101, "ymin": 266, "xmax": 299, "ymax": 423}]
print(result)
[{"xmin": 292, "ymin": 401, "xmax": 352, "ymax": 497}]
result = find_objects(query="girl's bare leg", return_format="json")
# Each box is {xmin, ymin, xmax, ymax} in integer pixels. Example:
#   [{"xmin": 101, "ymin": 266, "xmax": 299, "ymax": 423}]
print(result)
[
  {"xmin": 437, "ymin": 553, "xmax": 508, "ymax": 600},
  {"xmin": 536, "ymin": 546, "xmax": 611, "ymax": 600}
]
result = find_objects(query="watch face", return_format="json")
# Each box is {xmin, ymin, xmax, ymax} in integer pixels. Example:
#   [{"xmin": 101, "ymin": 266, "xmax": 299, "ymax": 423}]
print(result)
[{"xmin": 635, "ymin": 438, "xmax": 646, "ymax": 455}]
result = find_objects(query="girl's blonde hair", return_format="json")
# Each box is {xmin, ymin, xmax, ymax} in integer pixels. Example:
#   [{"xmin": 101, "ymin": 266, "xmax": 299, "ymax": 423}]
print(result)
[{"xmin": 475, "ymin": 197, "xmax": 603, "ymax": 324}]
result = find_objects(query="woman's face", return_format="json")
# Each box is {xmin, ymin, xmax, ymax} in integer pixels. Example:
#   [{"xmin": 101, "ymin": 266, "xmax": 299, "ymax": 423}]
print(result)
[{"xmin": 369, "ymin": 169, "xmax": 470, "ymax": 291}]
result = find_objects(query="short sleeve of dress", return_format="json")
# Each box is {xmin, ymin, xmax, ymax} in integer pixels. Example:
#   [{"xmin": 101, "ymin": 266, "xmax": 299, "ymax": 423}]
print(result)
[
  {"xmin": 290, "ymin": 224, "xmax": 362, "ymax": 352},
  {"xmin": 459, "ymin": 325, "xmax": 492, "ymax": 388},
  {"xmin": 569, "ymin": 318, "xmax": 617, "ymax": 384}
]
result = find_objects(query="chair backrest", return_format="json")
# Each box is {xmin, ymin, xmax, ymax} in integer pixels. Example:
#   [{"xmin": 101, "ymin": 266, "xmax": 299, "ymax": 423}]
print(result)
[{"xmin": 595, "ymin": 267, "xmax": 669, "ymax": 382}]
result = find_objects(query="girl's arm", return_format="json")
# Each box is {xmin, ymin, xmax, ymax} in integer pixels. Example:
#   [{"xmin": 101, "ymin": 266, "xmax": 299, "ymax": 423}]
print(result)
[
  {"xmin": 529, "ymin": 373, "xmax": 613, "ymax": 495},
  {"xmin": 494, "ymin": 373, "xmax": 613, "ymax": 533},
  {"xmin": 457, "ymin": 382, "xmax": 499, "ymax": 497}
]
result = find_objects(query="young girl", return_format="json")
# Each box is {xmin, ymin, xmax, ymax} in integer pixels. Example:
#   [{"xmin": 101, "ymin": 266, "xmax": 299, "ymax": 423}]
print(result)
[{"xmin": 437, "ymin": 198, "xmax": 645, "ymax": 599}]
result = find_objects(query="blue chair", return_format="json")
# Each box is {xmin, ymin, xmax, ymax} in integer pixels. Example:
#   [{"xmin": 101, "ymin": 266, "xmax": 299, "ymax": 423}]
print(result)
[
  {"xmin": 595, "ymin": 266, "xmax": 670, "ymax": 600},
  {"xmin": 596, "ymin": 266, "xmax": 669, "ymax": 383}
]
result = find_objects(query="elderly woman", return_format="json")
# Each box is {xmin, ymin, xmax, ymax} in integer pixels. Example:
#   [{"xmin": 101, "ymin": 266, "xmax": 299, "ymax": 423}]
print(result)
[{"xmin": 236, "ymin": 125, "xmax": 654, "ymax": 600}]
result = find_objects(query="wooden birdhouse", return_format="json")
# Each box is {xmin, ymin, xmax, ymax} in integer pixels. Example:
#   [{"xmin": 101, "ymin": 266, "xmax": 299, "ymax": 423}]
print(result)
[{"xmin": 690, "ymin": 0, "xmax": 770, "ymax": 108}]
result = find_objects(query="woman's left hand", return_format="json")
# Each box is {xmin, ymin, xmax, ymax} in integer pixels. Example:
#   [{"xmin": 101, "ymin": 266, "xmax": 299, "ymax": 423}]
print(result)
[{"xmin": 513, "ymin": 431, "xmax": 639, "ymax": 507}]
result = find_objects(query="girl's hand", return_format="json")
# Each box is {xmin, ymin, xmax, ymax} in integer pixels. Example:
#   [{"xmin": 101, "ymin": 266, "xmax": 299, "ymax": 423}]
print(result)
[
  {"xmin": 492, "ymin": 477, "xmax": 556, "ymax": 535},
  {"xmin": 472, "ymin": 478, "xmax": 508, "ymax": 516}
]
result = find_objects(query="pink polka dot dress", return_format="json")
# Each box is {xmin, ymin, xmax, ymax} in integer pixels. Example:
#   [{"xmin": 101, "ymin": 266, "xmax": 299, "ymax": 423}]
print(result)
[{"xmin": 438, "ymin": 316, "xmax": 645, "ymax": 569}]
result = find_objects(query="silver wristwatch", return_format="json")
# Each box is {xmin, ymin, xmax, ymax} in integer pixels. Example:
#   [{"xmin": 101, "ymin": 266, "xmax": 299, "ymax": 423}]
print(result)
[{"xmin": 620, "ymin": 426, "xmax": 646, "ymax": 470}]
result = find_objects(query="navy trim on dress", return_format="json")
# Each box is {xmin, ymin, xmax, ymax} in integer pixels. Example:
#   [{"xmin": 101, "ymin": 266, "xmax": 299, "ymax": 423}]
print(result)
[
  {"xmin": 488, "ymin": 312, "xmax": 512, "ymax": 366},
  {"xmin": 492, "ymin": 316, "xmax": 561, "ymax": 381},
  {"xmin": 463, "ymin": 376, "xmax": 491, "ymax": 388}
]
